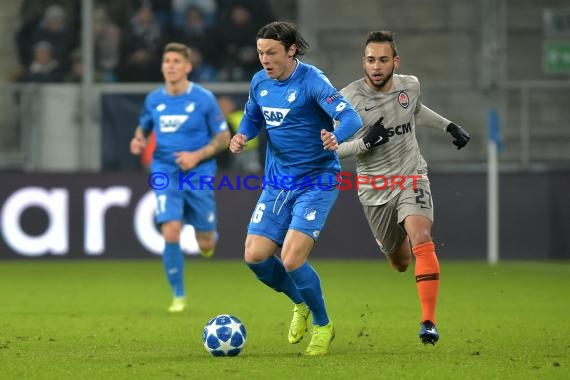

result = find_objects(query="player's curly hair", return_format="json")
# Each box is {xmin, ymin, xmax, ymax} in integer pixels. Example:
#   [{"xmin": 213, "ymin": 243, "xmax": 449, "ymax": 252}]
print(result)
[
  {"xmin": 256, "ymin": 21, "xmax": 310, "ymax": 57},
  {"xmin": 366, "ymin": 31, "xmax": 398, "ymax": 57}
]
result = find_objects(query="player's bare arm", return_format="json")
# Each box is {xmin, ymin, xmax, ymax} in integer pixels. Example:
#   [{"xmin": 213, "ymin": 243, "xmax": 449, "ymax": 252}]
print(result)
[
  {"xmin": 200, "ymin": 129, "xmax": 231, "ymax": 160},
  {"xmin": 130, "ymin": 126, "xmax": 147, "ymax": 155},
  {"xmin": 175, "ymin": 130, "xmax": 231, "ymax": 171}
]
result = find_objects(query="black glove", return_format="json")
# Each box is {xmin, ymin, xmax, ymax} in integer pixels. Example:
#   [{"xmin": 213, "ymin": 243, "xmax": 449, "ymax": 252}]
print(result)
[
  {"xmin": 446, "ymin": 122, "xmax": 470, "ymax": 150},
  {"xmin": 363, "ymin": 116, "xmax": 389, "ymax": 149}
]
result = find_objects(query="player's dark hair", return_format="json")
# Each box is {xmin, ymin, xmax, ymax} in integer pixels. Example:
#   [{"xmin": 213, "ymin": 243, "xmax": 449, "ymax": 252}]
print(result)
[
  {"xmin": 256, "ymin": 21, "xmax": 309, "ymax": 57},
  {"xmin": 163, "ymin": 42, "xmax": 192, "ymax": 61},
  {"xmin": 365, "ymin": 31, "xmax": 398, "ymax": 57}
]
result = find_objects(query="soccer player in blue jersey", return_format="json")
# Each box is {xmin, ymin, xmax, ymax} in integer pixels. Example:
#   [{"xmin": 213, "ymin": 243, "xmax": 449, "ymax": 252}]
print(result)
[
  {"xmin": 229, "ymin": 22, "xmax": 362, "ymax": 355},
  {"xmin": 130, "ymin": 42, "xmax": 230, "ymax": 313}
]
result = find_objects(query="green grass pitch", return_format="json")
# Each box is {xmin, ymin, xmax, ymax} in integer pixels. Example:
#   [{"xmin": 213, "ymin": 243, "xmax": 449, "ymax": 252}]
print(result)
[{"xmin": 1, "ymin": 260, "xmax": 568, "ymax": 379}]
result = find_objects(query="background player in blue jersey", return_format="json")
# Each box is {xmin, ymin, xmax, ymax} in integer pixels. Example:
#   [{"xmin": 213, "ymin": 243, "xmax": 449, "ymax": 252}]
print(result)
[
  {"xmin": 229, "ymin": 22, "xmax": 362, "ymax": 356},
  {"xmin": 130, "ymin": 42, "xmax": 230, "ymax": 313}
]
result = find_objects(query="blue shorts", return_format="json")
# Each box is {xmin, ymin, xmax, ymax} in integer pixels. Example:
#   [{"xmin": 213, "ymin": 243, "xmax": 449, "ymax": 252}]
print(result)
[
  {"xmin": 247, "ymin": 186, "xmax": 339, "ymax": 245},
  {"xmin": 152, "ymin": 161, "xmax": 216, "ymax": 232}
]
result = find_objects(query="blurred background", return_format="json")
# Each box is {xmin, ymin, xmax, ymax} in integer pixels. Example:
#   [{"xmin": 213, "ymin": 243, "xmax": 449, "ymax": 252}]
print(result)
[{"xmin": 0, "ymin": 0, "xmax": 569, "ymax": 260}]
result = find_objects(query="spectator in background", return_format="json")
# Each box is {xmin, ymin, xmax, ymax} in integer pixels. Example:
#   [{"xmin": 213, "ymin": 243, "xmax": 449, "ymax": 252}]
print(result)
[
  {"xmin": 187, "ymin": 47, "xmax": 218, "ymax": 83},
  {"xmin": 214, "ymin": 1, "xmax": 273, "ymax": 81},
  {"xmin": 124, "ymin": 0, "xmax": 173, "ymax": 33},
  {"xmin": 15, "ymin": 1, "xmax": 46, "ymax": 69},
  {"xmin": 171, "ymin": 5, "xmax": 211, "ymax": 48},
  {"xmin": 170, "ymin": 5, "xmax": 218, "ymax": 70},
  {"xmin": 15, "ymin": 1, "xmax": 78, "ymax": 69},
  {"xmin": 65, "ymin": 48, "xmax": 82, "ymax": 82},
  {"xmin": 63, "ymin": 7, "xmax": 121, "ymax": 83},
  {"xmin": 267, "ymin": 0, "xmax": 297, "ymax": 22},
  {"xmin": 118, "ymin": 4, "xmax": 165, "ymax": 82},
  {"xmin": 93, "ymin": 6, "xmax": 121, "ymax": 82},
  {"xmin": 147, "ymin": 0, "xmax": 173, "ymax": 31},
  {"xmin": 28, "ymin": 5, "xmax": 76, "ymax": 73},
  {"xmin": 172, "ymin": 0, "xmax": 218, "ymax": 27},
  {"xmin": 20, "ymin": 40, "xmax": 64, "ymax": 83},
  {"xmin": 95, "ymin": 0, "xmax": 132, "ymax": 29}
]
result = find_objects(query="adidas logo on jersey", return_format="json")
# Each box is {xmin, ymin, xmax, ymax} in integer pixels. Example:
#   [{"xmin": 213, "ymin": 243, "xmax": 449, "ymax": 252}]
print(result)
[
  {"xmin": 159, "ymin": 115, "xmax": 188, "ymax": 133},
  {"xmin": 262, "ymin": 107, "xmax": 291, "ymax": 126}
]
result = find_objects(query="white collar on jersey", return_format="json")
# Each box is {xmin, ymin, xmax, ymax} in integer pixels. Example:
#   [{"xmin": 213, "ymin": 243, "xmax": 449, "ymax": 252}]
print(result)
[
  {"xmin": 162, "ymin": 81, "xmax": 193, "ymax": 96},
  {"xmin": 290, "ymin": 58, "xmax": 300, "ymax": 78}
]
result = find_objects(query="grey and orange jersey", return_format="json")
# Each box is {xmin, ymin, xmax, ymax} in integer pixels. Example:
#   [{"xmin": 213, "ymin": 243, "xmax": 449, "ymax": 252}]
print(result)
[{"xmin": 337, "ymin": 74, "xmax": 449, "ymax": 206}]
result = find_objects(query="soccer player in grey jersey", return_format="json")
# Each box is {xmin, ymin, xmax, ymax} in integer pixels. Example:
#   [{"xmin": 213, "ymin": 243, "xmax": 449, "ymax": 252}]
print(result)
[{"xmin": 337, "ymin": 31, "xmax": 470, "ymax": 345}]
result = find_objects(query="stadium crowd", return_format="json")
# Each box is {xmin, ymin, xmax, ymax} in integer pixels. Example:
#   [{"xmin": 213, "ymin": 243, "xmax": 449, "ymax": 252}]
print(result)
[{"xmin": 12, "ymin": 0, "xmax": 290, "ymax": 83}]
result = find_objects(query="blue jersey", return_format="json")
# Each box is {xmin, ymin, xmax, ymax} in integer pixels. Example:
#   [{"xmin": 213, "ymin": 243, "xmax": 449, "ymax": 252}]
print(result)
[
  {"xmin": 238, "ymin": 61, "xmax": 361, "ymax": 188},
  {"xmin": 139, "ymin": 83, "xmax": 228, "ymax": 176}
]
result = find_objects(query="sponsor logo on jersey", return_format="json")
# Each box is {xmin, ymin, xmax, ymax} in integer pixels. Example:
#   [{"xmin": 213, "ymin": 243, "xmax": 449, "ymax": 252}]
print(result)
[
  {"xmin": 386, "ymin": 122, "xmax": 412, "ymax": 137},
  {"xmin": 364, "ymin": 104, "xmax": 380, "ymax": 112},
  {"xmin": 157, "ymin": 103, "xmax": 166, "ymax": 112},
  {"xmin": 335, "ymin": 102, "xmax": 347, "ymax": 112},
  {"xmin": 262, "ymin": 107, "xmax": 291, "ymax": 126},
  {"xmin": 398, "ymin": 91, "xmax": 409, "ymax": 108},
  {"xmin": 159, "ymin": 115, "xmax": 188, "ymax": 133},
  {"xmin": 185, "ymin": 102, "xmax": 195, "ymax": 113},
  {"xmin": 260, "ymin": 89, "xmax": 268, "ymax": 97},
  {"xmin": 286, "ymin": 89, "xmax": 297, "ymax": 102}
]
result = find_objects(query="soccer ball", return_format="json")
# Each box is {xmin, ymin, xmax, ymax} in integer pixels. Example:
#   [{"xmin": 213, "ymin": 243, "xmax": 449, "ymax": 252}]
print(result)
[{"xmin": 202, "ymin": 314, "xmax": 247, "ymax": 356}]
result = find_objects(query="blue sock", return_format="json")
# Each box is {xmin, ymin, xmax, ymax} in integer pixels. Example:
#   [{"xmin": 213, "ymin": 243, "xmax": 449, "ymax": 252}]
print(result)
[
  {"xmin": 247, "ymin": 256, "xmax": 303, "ymax": 304},
  {"xmin": 163, "ymin": 242, "xmax": 185, "ymax": 297},
  {"xmin": 288, "ymin": 262, "xmax": 329, "ymax": 326}
]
